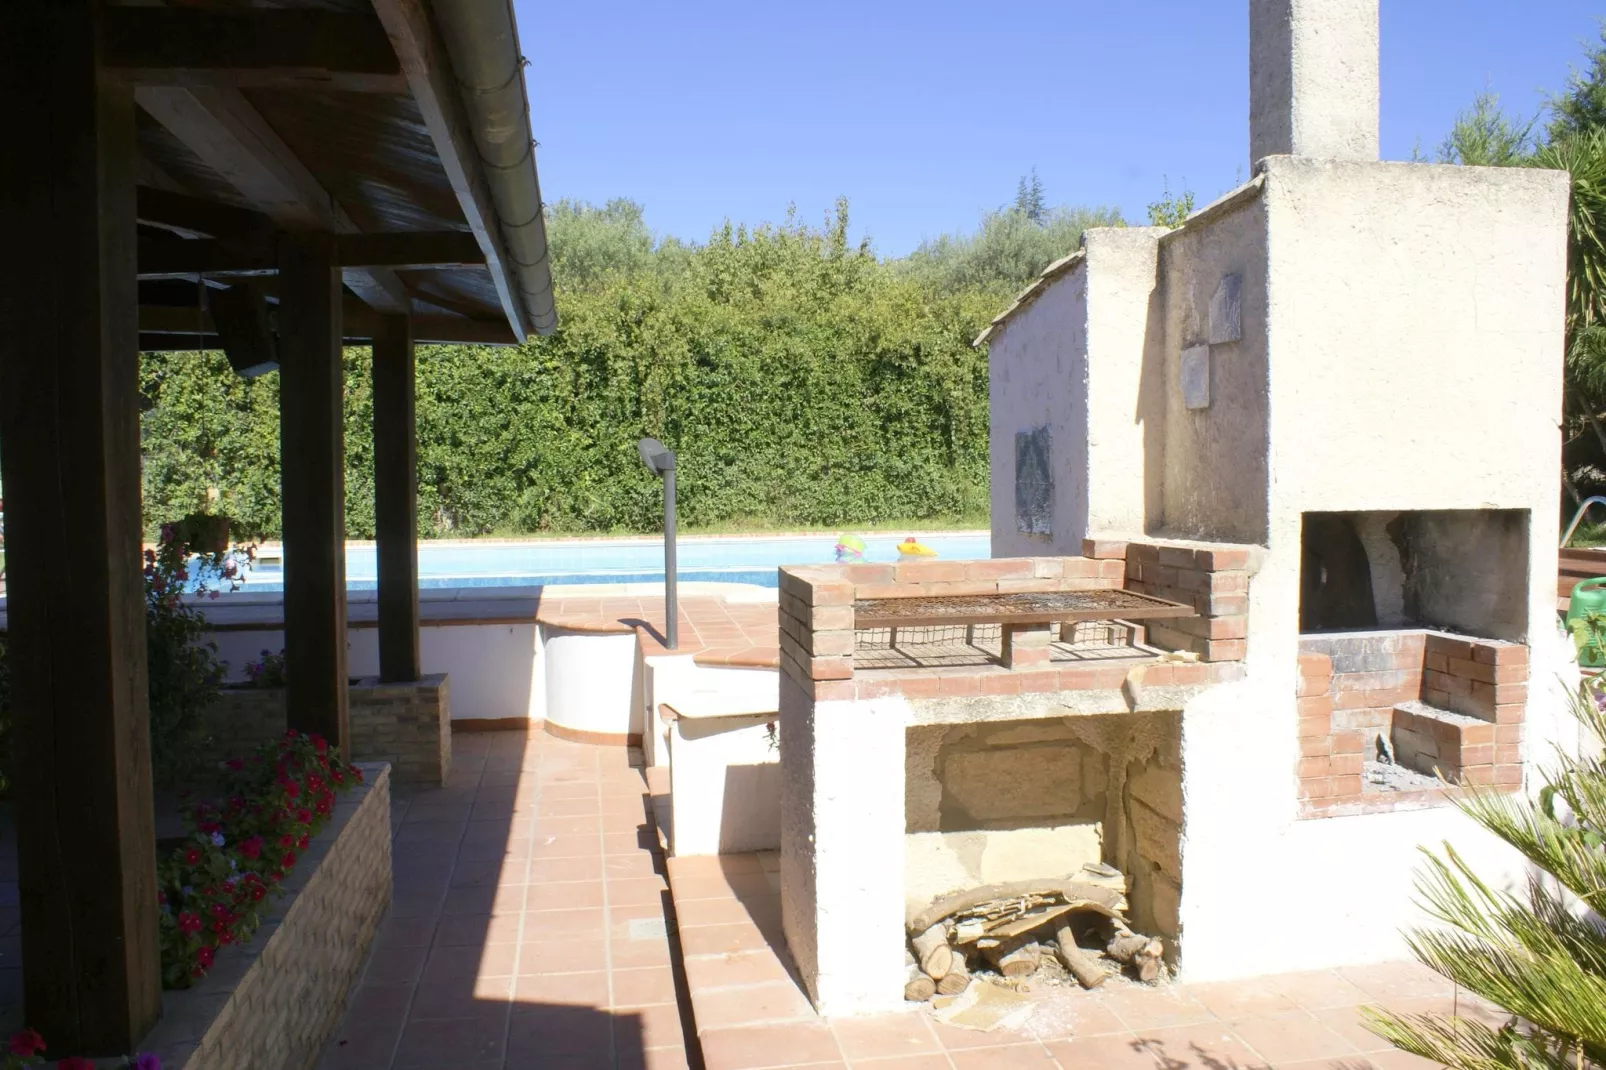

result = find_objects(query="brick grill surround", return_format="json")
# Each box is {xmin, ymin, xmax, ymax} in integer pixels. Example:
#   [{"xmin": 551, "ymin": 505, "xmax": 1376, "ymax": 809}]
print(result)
[
  {"xmin": 141, "ymin": 763, "xmax": 393, "ymax": 1069},
  {"xmin": 209, "ymin": 675, "xmax": 450, "ymax": 787},
  {"xmin": 1297, "ymin": 632, "xmax": 1527, "ymax": 817},
  {"xmin": 776, "ymin": 540, "xmax": 1253, "ymax": 700}
]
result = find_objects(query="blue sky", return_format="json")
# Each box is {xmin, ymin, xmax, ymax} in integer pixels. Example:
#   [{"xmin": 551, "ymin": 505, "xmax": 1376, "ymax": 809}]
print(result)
[{"xmin": 516, "ymin": 1, "xmax": 1605, "ymax": 258}]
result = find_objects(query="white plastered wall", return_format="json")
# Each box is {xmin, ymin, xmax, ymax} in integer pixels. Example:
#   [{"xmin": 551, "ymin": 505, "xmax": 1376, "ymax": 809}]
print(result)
[
  {"xmin": 779, "ymin": 675, "xmax": 908, "ymax": 1016},
  {"xmin": 1084, "ymin": 228, "xmax": 1169, "ymax": 535},
  {"xmin": 988, "ymin": 229, "xmax": 1168, "ymax": 554},
  {"xmin": 1173, "ymin": 156, "xmax": 1574, "ymax": 981},
  {"xmin": 1154, "ymin": 193, "xmax": 1271, "ymax": 544},
  {"xmin": 989, "ymin": 263, "xmax": 1091, "ymax": 557}
]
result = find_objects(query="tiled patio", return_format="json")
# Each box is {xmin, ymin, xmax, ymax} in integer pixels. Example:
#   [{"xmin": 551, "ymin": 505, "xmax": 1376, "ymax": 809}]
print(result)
[
  {"xmin": 317, "ymin": 730, "xmax": 697, "ymax": 1069},
  {"xmin": 318, "ymin": 729, "xmax": 1501, "ymax": 1070}
]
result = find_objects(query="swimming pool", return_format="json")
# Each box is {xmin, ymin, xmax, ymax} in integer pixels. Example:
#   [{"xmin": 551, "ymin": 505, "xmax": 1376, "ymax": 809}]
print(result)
[{"xmin": 230, "ymin": 531, "xmax": 993, "ymax": 592}]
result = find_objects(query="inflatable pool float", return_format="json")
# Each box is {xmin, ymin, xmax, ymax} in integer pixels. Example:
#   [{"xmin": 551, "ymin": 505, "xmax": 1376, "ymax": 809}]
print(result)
[
  {"xmin": 897, "ymin": 537, "xmax": 938, "ymax": 558},
  {"xmin": 834, "ymin": 534, "xmax": 865, "ymax": 563}
]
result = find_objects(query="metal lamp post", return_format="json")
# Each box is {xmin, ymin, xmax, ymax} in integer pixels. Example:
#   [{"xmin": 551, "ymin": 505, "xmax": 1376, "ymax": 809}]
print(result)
[{"xmin": 638, "ymin": 438, "xmax": 677, "ymax": 649}]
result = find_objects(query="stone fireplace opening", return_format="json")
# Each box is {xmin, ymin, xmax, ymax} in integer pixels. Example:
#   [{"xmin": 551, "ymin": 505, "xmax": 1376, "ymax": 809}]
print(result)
[
  {"xmin": 905, "ymin": 712, "xmax": 1182, "ymax": 958},
  {"xmin": 1299, "ymin": 509, "xmax": 1530, "ymax": 642}
]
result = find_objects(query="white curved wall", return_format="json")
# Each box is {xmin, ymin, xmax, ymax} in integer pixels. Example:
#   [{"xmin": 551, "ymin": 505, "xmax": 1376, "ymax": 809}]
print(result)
[{"xmin": 542, "ymin": 626, "xmax": 638, "ymax": 738}]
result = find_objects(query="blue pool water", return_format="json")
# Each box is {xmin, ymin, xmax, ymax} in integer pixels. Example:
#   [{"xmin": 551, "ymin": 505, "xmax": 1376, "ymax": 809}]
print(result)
[{"xmin": 228, "ymin": 532, "xmax": 992, "ymax": 592}]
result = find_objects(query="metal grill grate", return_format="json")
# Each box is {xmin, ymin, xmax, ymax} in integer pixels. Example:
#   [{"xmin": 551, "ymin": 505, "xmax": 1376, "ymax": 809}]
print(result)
[{"xmin": 852, "ymin": 588, "xmax": 1193, "ymax": 629}]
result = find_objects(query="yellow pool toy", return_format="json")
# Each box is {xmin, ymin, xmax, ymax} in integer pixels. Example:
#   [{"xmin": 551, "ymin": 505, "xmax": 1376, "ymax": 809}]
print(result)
[{"xmin": 897, "ymin": 537, "xmax": 938, "ymax": 558}]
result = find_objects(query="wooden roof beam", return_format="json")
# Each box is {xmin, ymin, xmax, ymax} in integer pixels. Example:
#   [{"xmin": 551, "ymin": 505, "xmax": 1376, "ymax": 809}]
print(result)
[
  {"xmin": 371, "ymin": 0, "xmax": 529, "ymax": 340},
  {"xmin": 134, "ymin": 86, "xmax": 409, "ymax": 314},
  {"xmin": 138, "ymin": 231, "xmax": 486, "ymax": 279},
  {"xmin": 104, "ymin": 8, "xmax": 406, "ymax": 94},
  {"xmin": 137, "ymin": 188, "xmax": 275, "ymax": 242},
  {"xmin": 138, "ymin": 304, "xmax": 516, "ymax": 346}
]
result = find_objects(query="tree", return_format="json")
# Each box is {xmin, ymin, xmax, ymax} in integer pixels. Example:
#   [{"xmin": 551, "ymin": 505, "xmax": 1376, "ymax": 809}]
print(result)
[
  {"xmin": 1364, "ymin": 673, "xmax": 1606, "ymax": 1066},
  {"xmin": 900, "ymin": 204, "xmax": 1125, "ymax": 294},
  {"xmin": 544, "ymin": 197, "xmax": 656, "ymax": 290},
  {"xmin": 1146, "ymin": 178, "xmax": 1195, "ymax": 229},
  {"xmin": 1550, "ymin": 24, "xmax": 1606, "ymax": 143},
  {"xmin": 1013, "ymin": 168, "xmax": 1048, "ymax": 225},
  {"xmin": 1437, "ymin": 90, "xmax": 1537, "ymax": 166}
]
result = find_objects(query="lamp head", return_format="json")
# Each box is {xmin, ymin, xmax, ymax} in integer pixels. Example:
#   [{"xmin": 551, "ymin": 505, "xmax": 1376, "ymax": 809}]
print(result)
[{"xmin": 638, "ymin": 438, "xmax": 674, "ymax": 475}]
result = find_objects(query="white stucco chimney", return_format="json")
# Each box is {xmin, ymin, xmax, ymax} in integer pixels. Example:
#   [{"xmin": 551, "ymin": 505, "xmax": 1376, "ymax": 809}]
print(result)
[{"xmin": 1249, "ymin": 0, "xmax": 1379, "ymax": 165}]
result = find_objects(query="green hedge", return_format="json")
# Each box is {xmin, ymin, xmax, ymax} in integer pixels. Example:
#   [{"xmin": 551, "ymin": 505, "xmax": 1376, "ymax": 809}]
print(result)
[{"xmin": 140, "ymin": 204, "xmax": 1016, "ymax": 538}]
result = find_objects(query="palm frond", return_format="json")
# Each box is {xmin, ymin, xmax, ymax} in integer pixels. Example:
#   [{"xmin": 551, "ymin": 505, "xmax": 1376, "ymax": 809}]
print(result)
[
  {"xmin": 1372, "ymin": 676, "xmax": 1606, "ymax": 1066},
  {"xmin": 1363, "ymin": 1007, "xmax": 1575, "ymax": 1070}
]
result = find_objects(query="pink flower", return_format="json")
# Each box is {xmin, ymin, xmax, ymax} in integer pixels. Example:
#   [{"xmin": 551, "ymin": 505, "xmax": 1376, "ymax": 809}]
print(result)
[
  {"xmin": 195, "ymin": 945, "xmax": 214, "ymax": 970},
  {"xmin": 178, "ymin": 912, "xmax": 202, "ymax": 936},
  {"xmin": 8, "ymin": 1028, "xmax": 44, "ymax": 1056}
]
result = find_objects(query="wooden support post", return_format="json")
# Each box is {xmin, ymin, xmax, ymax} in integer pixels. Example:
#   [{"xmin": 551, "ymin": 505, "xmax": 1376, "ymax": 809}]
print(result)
[
  {"xmin": 278, "ymin": 235, "xmax": 350, "ymax": 758},
  {"xmin": 373, "ymin": 314, "xmax": 421, "ymax": 683},
  {"xmin": 0, "ymin": 0, "xmax": 161, "ymax": 1052}
]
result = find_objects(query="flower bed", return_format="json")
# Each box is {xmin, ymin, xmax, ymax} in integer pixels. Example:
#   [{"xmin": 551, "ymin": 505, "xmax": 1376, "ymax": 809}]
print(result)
[
  {"xmin": 140, "ymin": 762, "xmax": 391, "ymax": 1069},
  {"xmin": 158, "ymin": 731, "xmax": 362, "ymax": 988}
]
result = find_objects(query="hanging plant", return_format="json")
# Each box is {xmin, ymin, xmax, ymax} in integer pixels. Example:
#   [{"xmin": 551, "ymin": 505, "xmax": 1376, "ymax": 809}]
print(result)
[{"xmin": 172, "ymin": 512, "xmax": 232, "ymax": 555}]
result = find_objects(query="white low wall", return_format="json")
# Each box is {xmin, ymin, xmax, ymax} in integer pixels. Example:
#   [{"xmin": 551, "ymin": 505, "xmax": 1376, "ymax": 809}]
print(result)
[
  {"xmin": 668, "ymin": 711, "xmax": 780, "ymax": 856},
  {"xmin": 199, "ymin": 583, "xmax": 779, "ymax": 739},
  {"xmin": 210, "ymin": 620, "xmax": 546, "ymax": 724},
  {"xmin": 543, "ymin": 626, "xmax": 638, "ymax": 739}
]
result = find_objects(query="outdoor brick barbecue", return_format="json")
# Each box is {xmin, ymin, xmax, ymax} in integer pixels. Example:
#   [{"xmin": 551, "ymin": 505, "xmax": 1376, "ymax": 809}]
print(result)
[{"xmin": 776, "ymin": 541, "xmax": 1251, "ymax": 1014}]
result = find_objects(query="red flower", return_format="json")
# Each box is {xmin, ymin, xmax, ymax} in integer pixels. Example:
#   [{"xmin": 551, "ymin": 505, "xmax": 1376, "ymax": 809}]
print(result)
[
  {"xmin": 331, "ymin": 770, "xmax": 344, "ymax": 784},
  {"xmin": 278, "ymin": 834, "xmax": 294, "ymax": 848},
  {"xmin": 315, "ymin": 797, "xmax": 332, "ymax": 816},
  {"xmin": 178, "ymin": 912, "xmax": 202, "ymax": 935},
  {"xmin": 353, "ymin": 766, "xmax": 364, "ymax": 783},
  {"xmin": 58, "ymin": 1059, "xmax": 96, "ymax": 1070},
  {"xmin": 183, "ymin": 847, "xmax": 201, "ymax": 866},
  {"xmin": 312, "ymin": 734, "xmax": 328, "ymax": 754},
  {"xmin": 280, "ymin": 851, "xmax": 297, "ymax": 869},
  {"xmin": 296, "ymin": 834, "xmax": 308, "ymax": 851},
  {"xmin": 279, "ymin": 779, "xmax": 301, "ymax": 799},
  {"xmin": 239, "ymin": 836, "xmax": 263, "ymax": 860},
  {"xmin": 249, "ymin": 883, "xmax": 266, "ymax": 901},
  {"xmin": 195, "ymin": 945, "xmax": 214, "ymax": 969},
  {"xmin": 224, "ymin": 758, "xmax": 244, "ymax": 771},
  {"xmin": 295, "ymin": 808, "xmax": 311, "ymax": 824},
  {"xmin": 8, "ymin": 1028, "xmax": 45, "ymax": 1056},
  {"xmin": 209, "ymin": 902, "xmax": 228, "ymax": 919}
]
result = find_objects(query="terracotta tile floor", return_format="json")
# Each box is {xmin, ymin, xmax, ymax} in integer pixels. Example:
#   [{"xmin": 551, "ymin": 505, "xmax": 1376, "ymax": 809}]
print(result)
[
  {"xmin": 324, "ymin": 731, "xmax": 1501, "ymax": 1069},
  {"xmin": 662, "ymin": 857, "xmax": 1507, "ymax": 1070},
  {"xmin": 318, "ymin": 730, "xmax": 698, "ymax": 1070}
]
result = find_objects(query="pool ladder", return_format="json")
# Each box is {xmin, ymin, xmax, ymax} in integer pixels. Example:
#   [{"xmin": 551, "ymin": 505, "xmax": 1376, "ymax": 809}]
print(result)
[{"xmin": 1562, "ymin": 496, "xmax": 1606, "ymax": 549}]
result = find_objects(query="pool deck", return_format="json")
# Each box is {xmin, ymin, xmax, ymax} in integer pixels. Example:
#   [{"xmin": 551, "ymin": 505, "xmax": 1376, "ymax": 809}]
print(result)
[{"xmin": 542, "ymin": 595, "xmax": 781, "ymax": 669}]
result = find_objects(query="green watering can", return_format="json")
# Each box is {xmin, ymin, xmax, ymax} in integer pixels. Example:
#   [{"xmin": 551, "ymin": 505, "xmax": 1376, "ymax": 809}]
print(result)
[{"xmin": 1568, "ymin": 577, "xmax": 1606, "ymax": 667}]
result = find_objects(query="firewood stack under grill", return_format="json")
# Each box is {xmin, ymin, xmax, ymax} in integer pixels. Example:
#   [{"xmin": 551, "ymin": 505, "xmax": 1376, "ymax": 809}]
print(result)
[{"xmin": 904, "ymin": 863, "xmax": 1165, "ymax": 1001}]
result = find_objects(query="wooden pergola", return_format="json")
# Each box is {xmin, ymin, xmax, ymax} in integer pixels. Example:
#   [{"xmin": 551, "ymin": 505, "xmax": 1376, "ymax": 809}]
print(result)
[{"xmin": 0, "ymin": 0, "xmax": 554, "ymax": 1053}]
